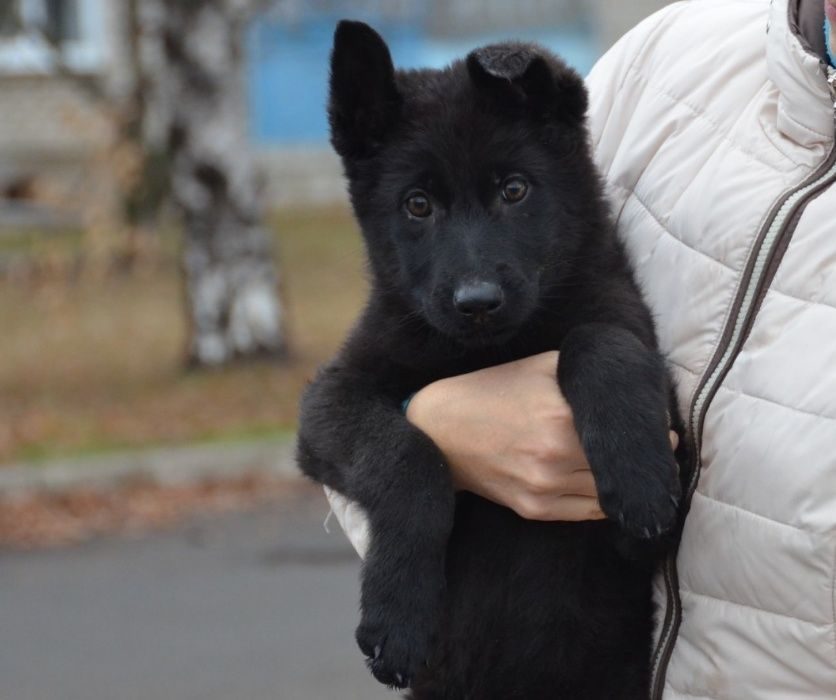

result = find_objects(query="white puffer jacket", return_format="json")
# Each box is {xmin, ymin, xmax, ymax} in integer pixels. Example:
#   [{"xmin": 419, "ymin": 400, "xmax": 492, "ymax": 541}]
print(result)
[
  {"xmin": 588, "ymin": 0, "xmax": 836, "ymax": 697},
  {"xmin": 325, "ymin": 0, "xmax": 836, "ymax": 697}
]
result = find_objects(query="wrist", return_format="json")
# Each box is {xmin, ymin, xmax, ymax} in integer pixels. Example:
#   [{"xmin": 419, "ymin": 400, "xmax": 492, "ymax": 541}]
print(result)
[
  {"xmin": 405, "ymin": 378, "xmax": 465, "ymax": 490},
  {"xmin": 404, "ymin": 379, "xmax": 445, "ymax": 435}
]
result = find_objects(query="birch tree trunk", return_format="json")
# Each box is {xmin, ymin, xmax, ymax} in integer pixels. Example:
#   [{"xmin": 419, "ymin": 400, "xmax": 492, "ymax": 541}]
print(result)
[{"xmin": 159, "ymin": 0, "xmax": 287, "ymax": 366}]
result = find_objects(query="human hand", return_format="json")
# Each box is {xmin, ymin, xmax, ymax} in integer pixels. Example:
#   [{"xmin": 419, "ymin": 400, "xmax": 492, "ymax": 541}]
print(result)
[{"xmin": 406, "ymin": 351, "xmax": 678, "ymax": 522}]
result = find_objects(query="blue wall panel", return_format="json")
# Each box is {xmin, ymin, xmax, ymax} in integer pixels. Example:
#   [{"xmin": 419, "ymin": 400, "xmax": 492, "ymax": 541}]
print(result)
[{"xmin": 246, "ymin": 16, "xmax": 597, "ymax": 146}]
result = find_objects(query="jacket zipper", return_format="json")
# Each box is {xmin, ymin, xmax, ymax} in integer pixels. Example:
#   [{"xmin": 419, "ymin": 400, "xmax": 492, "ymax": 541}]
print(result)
[{"xmin": 649, "ymin": 66, "xmax": 836, "ymax": 700}]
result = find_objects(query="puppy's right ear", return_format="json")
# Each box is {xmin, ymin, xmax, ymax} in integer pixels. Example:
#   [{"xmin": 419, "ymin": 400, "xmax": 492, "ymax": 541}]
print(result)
[{"xmin": 328, "ymin": 21, "xmax": 401, "ymax": 159}]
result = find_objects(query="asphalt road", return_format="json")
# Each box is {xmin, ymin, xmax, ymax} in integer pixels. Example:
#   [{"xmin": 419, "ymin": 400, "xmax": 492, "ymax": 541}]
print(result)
[{"xmin": 0, "ymin": 485, "xmax": 393, "ymax": 700}]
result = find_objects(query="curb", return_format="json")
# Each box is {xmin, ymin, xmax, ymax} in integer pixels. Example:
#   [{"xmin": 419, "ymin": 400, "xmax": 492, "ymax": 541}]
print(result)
[{"xmin": 0, "ymin": 437, "xmax": 302, "ymax": 496}]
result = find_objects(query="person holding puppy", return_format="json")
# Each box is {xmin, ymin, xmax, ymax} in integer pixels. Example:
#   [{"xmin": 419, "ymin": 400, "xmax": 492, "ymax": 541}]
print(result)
[{"xmin": 329, "ymin": 0, "xmax": 836, "ymax": 696}]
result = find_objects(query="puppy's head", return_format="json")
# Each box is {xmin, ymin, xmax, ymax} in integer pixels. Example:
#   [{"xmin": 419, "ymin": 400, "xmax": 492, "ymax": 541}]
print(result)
[{"xmin": 329, "ymin": 21, "xmax": 602, "ymax": 345}]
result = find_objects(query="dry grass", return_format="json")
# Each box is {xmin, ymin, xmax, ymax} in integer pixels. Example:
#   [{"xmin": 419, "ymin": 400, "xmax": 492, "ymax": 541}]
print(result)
[{"xmin": 0, "ymin": 206, "xmax": 368, "ymax": 463}]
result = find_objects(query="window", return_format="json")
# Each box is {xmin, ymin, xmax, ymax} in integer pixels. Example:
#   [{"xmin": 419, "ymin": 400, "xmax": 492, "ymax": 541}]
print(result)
[
  {"xmin": 0, "ymin": 0, "xmax": 103, "ymax": 74},
  {"xmin": 43, "ymin": 0, "xmax": 81, "ymax": 43},
  {"xmin": 0, "ymin": 3, "xmax": 22, "ymax": 37}
]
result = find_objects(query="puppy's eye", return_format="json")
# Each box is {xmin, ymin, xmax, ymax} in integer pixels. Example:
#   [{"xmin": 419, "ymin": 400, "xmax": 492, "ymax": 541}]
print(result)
[
  {"xmin": 501, "ymin": 176, "xmax": 528, "ymax": 203},
  {"xmin": 405, "ymin": 193, "xmax": 432, "ymax": 218}
]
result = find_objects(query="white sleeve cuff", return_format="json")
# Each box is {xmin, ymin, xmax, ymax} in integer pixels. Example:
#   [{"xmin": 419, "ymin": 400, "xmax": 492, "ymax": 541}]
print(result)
[{"xmin": 323, "ymin": 485, "xmax": 370, "ymax": 559}]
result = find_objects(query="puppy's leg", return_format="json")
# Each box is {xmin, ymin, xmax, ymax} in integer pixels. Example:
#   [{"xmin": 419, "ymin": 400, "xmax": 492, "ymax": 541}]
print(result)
[
  {"xmin": 557, "ymin": 323, "xmax": 681, "ymax": 540},
  {"xmin": 298, "ymin": 369, "xmax": 454, "ymax": 689}
]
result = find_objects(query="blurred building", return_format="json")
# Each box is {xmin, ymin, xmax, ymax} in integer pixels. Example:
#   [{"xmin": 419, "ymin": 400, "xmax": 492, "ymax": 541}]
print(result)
[
  {"xmin": 0, "ymin": 0, "xmax": 136, "ymax": 226},
  {"xmin": 0, "ymin": 0, "xmax": 669, "ymax": 219}
]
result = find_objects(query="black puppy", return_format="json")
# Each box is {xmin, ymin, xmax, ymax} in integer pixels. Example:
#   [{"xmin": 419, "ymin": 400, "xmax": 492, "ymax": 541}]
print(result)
[{"xmin": 298, "ymin": 21, "xmax": 687, "ymax": 700}]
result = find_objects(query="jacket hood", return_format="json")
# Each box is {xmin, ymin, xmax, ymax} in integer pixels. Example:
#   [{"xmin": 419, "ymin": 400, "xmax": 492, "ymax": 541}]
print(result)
[{"xmin": 794, "ymin": 0, "xmax": 827, "ymax": 60}]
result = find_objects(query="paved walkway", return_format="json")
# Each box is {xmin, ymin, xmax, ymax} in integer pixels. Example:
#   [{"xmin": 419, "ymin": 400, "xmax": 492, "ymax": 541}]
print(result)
[{"xmin": 0, "ymin": 485, "xmax": 392, "ymax": 700}]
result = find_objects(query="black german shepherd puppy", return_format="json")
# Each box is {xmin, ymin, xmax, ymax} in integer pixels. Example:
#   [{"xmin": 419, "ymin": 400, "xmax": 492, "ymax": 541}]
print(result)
[{"xmin": 298, "ymin": 21, "xmax": 687, "ymax": 700}]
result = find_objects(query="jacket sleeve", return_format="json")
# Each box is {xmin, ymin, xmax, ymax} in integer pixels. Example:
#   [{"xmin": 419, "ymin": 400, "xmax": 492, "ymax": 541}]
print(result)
[{"xmin": 324, "ymin": 485, "xmax": 370, "ymax": 559}]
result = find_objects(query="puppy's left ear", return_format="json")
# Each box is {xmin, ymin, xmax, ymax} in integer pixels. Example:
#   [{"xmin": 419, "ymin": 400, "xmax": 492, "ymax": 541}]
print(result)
[
  {"xmin": 328, "ymin": 21, "xmax": 401, "ymax": 159},
  {"xmin": 466, "ymin": 43, "xmax": 587, "ymax": 125}
]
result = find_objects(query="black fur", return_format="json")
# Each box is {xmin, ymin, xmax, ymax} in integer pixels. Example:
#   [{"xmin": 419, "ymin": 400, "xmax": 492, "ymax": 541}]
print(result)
[{"xmin": 299, "ymin": 21, "xmax": 689, "ymax": 700}]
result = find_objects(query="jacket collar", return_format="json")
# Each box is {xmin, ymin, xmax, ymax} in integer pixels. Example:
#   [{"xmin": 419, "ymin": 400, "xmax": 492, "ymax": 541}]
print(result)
[{"xmin": 768, "ymin": 0, "xmax": 834, "ymax": 144}]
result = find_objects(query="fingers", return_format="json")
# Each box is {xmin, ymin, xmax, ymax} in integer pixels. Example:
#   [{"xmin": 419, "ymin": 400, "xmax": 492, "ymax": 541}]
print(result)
[
  {"xmin": 520, "ymin": 461, "xmax": 595, "ymax": 498},
  {"xmin": 514, "ymin": 494, "xmax": 605, "ymax": 522},
  {"xmin": 561, "ymin": 469, "xmax": 598, "ymax": 498},
  {"xmin": 669, "ymin": 430, "xmax": 679, "ymax": 450}
]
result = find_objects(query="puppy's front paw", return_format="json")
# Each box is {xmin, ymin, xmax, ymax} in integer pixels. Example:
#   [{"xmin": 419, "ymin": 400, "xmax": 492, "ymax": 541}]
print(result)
[
  {"xmin": 598, "ymin": 452, "xmax": 681, "ymax": 540},
  {"xmin": 356, "ymin": 611, "xmax": 433, "ymax": 689}
]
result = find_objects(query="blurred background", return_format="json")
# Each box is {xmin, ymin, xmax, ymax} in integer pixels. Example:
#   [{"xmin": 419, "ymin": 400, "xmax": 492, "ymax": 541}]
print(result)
[{"xmin": 0, "ymin": 1, "xmax": 668, "ymax": 698}]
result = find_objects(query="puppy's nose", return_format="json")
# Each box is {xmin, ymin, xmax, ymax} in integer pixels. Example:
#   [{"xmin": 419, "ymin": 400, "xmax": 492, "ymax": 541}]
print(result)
[{"xmin": 453, "ymin": 281, "xmax": 504, "ymax": 316}]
